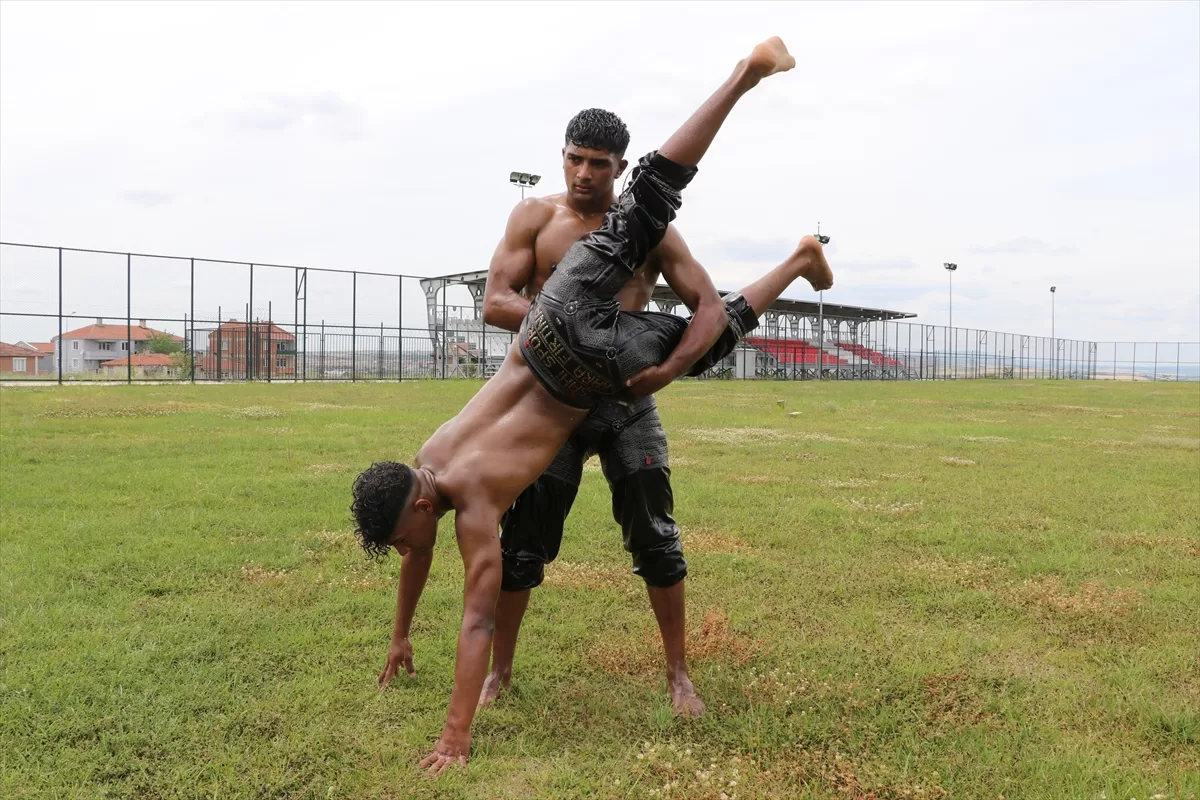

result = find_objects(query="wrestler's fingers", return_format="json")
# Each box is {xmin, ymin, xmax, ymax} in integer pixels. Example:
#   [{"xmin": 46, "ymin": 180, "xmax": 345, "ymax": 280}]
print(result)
[{"xmin": 403, "ymin": 654, "xmax": 415, "ymax": 676}]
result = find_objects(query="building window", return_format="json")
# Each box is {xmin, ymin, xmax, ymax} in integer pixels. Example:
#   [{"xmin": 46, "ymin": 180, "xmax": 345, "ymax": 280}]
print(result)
[
  {"xmin": 276, "ymin": 357, "xmax": 287, "ymax": 368},
  {"xmin": 72, "ymin": 341, "xmax": 79, "ymax": 350},
  {"xmin": 120, "ymin": 342, "xmax": 129, "ymax": 351},
  {"xmin": 72, "ymin": 358, "xmax": 79, "ymax": 368},
  {"xmin": 98, "ymin": 341, "xmax": 113, "ymax": 351},
  {"xmin": 221, "ymin": 339, "xmax": 229, "ymax": 351},
  {"xmin": 12, "ymin": 358, "xmax": 26, "ymax": 372}
]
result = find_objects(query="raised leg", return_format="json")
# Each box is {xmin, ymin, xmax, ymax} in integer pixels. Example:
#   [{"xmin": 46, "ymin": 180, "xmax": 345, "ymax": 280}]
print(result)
[
  {"xmin": 739, "ymin": 235, "xmax": 834, "ymax": 316},
  {"xmin": 658, "ymin": 37, "xmax": 796, "ymax": 168}
]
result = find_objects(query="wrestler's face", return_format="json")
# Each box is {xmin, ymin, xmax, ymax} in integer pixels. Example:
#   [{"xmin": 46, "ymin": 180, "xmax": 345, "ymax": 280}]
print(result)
[
  {"xmin": 389, "ymin": 496, "xmax": 438, "ymax": 557},
  {"xmin": 562, "ymin": 143, "xmax": 627, "ymax": 202}
]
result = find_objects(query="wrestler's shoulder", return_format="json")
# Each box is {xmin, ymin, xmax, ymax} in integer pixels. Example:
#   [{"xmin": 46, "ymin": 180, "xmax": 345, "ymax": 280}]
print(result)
[{"xmin": 511, "ymin": 194, "xmax": 565, "ymax": 229}]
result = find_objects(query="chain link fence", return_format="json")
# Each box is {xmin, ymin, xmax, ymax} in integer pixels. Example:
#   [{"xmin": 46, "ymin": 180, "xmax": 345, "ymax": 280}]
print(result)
[{"xmin": 2, "ymin": 242, "xmax": 1196, "ymax": 383}]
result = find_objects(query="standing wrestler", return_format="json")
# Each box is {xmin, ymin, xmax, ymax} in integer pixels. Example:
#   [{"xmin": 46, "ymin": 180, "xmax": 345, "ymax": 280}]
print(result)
[{"xmin": 483, "ymin": 109, "xmax": 721, "ymax": 716}]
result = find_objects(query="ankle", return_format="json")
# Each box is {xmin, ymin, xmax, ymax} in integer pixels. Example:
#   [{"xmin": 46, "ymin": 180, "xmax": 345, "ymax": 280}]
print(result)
[{"xmin": 666, "ymin": 666, "xmax": 692, "ymax": 686}]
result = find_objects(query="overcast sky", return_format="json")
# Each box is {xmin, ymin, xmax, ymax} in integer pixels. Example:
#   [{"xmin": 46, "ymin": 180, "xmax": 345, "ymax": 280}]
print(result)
[{"xmin": 2, "ymin": 0, "xmax": 1197, "ymax": 343}]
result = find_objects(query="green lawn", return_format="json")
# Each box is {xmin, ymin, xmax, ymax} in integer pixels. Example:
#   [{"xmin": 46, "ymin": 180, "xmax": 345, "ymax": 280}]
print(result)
[{"xmin": 2, "ymin": 379, "xmax": 1197, "ymax": 800}]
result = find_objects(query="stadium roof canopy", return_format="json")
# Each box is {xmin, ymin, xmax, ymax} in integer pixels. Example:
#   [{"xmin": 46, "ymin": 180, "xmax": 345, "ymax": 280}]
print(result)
[{"xmin": 426, "ymin": 269, "xmax": 916, "ymax": 323}]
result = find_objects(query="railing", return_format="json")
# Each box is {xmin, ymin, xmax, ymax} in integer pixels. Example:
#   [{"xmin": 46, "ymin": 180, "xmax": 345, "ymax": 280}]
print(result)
[{"xmin": 1, "ymin": 242, "xmax": 1196, "ymax": 383}]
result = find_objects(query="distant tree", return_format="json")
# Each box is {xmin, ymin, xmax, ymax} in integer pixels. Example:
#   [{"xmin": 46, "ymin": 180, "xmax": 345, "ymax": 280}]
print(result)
[{"xmin": 146, "ymin": 332, "xmax": 183, "ymax": 355}]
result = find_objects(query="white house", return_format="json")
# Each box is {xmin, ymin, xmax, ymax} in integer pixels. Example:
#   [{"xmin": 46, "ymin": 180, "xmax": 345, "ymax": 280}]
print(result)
[{"xmin": 54, "ymin": 319, "xmax": 182, "ymax": 375}]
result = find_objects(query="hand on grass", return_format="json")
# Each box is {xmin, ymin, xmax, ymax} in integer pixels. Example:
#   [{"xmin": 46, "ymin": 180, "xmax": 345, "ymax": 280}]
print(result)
[
  {"xmin": 378, "ymin": 637, "xmax": 414, "ymax": 689},
  {"xmin": 419, "ymin": 730, "xmax": 470, "ymax": 777}
]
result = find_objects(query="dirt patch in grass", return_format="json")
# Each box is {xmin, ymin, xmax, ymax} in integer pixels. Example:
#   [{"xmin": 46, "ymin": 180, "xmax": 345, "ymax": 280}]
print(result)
[
  {"xmin": 844, "ymin": 498, "xmax": 924, "ymax": 517},
  {"xmin": 544, "ymin": 561, "xmax": 632, "ymax": 592},
  {"xmin": 308, "ymin": 463, "xmax": 350, "ymax": 474},
  {"xmin": 736, "ymin": 474, "xmax": 781, "ymax": 484},
  {"xmin": 909, "ymin": 557, "xmax": 1002, "ymax": 589},
  {"xmin": 312, "ymin": 528, "xmax": 357, "ymax": 551},
  {"xmin": 627, "ymin": 739, "xmax": 948, "ymax": 800},
  {"xmin": 324, "ymin": 560, "xmax": 393, "ymax": 592},
  {"xmin": 1005, "ymin": 575, "xmax": 1141, "ymax": 617},
  {"xmin": 959, "ymin": 435, "xmax": 1010, "ymax": 443},
  {"xmin": 1101, "ymin": 534, "xmax": 1199, "ymax": 553},
  {"xmin": 678, "ymin": 427, "xmax": 858, "ymax": 447},
  {"xmin": 239, "ymin": 565, "xmax": 291, "ymax": 584},
  {"xmin": 939, "ymin": 456, "xmax": 976, "ymax": 466},
  {"xmin": 820, "ymin": 478, "xmax": 879, "ymax": 489},
  {"xmin": 591, "ymin": 608, "xmax": 763, "ymax": 678},
  {"xmin": 682, "ymin": 527, "xmax": 746, "ymax": 553},
  {"xmin": 36, "ymin": 401, "xmax": 215, "ymax": 419},
  {"xmin": 922, "ymin": 672, "xmax": 989, "ymax": 733},
  {"xmin": 228, "ymin": 406, "xmax": 281, "ymax": 419},
  {"xmin": 1138, "ymin": 435, "xmax": 1200, "ymax": 450}
]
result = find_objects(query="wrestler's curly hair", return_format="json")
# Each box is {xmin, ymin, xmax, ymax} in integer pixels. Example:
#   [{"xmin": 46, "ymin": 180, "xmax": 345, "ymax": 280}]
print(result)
[
  {"xmin": 565, "ymin": 108, "xmax": 630, "ymax": 156},
  {"xmin": 350, "ymin": 461, "xmax": 413, "ymax": 559}
]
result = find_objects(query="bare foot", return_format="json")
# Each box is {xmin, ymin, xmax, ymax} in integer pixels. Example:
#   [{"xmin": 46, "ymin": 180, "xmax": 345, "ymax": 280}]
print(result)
[
  {"xmin": 477, "ymin": 670, "xmax": 509, "ymax": 708},
  {"xmin": 669, "ymin": 674, "xmax": 707, "ymax": 718},
  {"xmin": 795, "ymin": 234, "xmax": 834, "ymax": 292},
  {"xmin": 745, "ymin": 36, "xmax": 796, "ymax": 80}
]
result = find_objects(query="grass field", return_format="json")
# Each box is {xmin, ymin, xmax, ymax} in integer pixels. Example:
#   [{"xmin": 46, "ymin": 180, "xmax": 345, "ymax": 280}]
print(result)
[{"xmin": 2, "ymin": 379, "xmax": 1198, "ymax": 800}]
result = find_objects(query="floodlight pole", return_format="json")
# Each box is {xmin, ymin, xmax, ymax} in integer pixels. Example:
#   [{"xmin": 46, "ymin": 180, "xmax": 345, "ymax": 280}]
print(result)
[
  {"xmin": 944, "ymin": 262, "xmax": 957, "ymax": 379},
  {"xmin": 1050, "ymin": 285, "xmax": 1056, "ymax": 379},
  {"xmin": 817, "ymin": 221, "xmax": 824, "ymax": 381}
]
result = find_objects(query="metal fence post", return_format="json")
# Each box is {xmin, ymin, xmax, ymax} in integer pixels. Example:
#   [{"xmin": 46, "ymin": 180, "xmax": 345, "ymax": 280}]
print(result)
[
  {"xmin": 126, "ymin": 253, "xmax": 132, "ymax": 384},
  {"xmin": 293, "ymin": 267, "xmax": 299, "ymax": 384},
  {"xmin": 398, "ymin": 276, "xmax": 403, "ymax": 383},
  {"xmin": 57, "ymin": 248, "xmax": 63, "ymax": 384},
  {"xmin": 352, "ymin": 272, "xmax": 357, "ymax": 383},
  {"xmin": 248, "ymin": 265, "xmax": 255, "ymax": 382},
  {"xmin": 189, "ymin": 258, "xmax": 195, "ymax": 383},
  {"xmin": 267, "ymin": 301, "xmax": 273, "ymax": 383}
]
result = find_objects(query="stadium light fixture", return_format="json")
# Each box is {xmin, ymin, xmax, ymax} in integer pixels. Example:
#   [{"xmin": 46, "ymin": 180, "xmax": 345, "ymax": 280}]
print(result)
[
  {"xmin": 509, "ymin": 171, "xmax": 542, "ymax": 200},
  {"xmin": 943, "ymin": 262, "xmax": 957, "ymax": 330}
]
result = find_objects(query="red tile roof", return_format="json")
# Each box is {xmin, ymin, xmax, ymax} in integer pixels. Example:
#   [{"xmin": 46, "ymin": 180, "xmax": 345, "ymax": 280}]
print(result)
[
  {"xmin": 99, "ymin": 353, "xmax": 176, "ymax": 368},
  {"xmin": 0, "ymin": 342, "xmax": 33, "ymax": 357},
  {"xmin": 211, "ymin": 320, "xmax": 295, "ymax": 339},
  {"xmin": 26, "ymin": 342, "xmax": 55, "ymax": 353},
  {"xmin": 56, "ymin": 323, "xmax": 181, "ymax": 342}
]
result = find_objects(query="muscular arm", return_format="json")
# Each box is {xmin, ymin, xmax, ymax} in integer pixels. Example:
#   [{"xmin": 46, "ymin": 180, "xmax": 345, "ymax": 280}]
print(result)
[
  {"xmin": 481, "ymin": 199, "xmax": 546, "ymax": 333},
  {"xmin": 393, "ymin": 551, "xmax": 432, "ymax": 640},
  {"xmin": 376, "ymin": 549, "xmax": 434, "ymax": 688},
  {"xmin": 653, "ymin": 225, "xmax": 729, "ymax": 377},
  {"xmin": 420, "ymin": 504, "xmax": 503, "ymax": 775}
]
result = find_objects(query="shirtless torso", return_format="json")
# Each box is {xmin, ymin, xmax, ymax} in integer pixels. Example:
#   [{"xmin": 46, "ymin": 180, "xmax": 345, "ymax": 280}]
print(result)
[{"xmin": 407, "ymin": 190, "xmax": 698, "ymax": 542}]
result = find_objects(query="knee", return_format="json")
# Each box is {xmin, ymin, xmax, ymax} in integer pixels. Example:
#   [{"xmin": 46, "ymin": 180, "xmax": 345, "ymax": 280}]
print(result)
[
  {"xmin": 632, "ymin": 542, "xmax": 688, "ymax": 588},
  {"xmin": 501, "ymin": 556, "xmax": 545, "ymax": 592}
]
